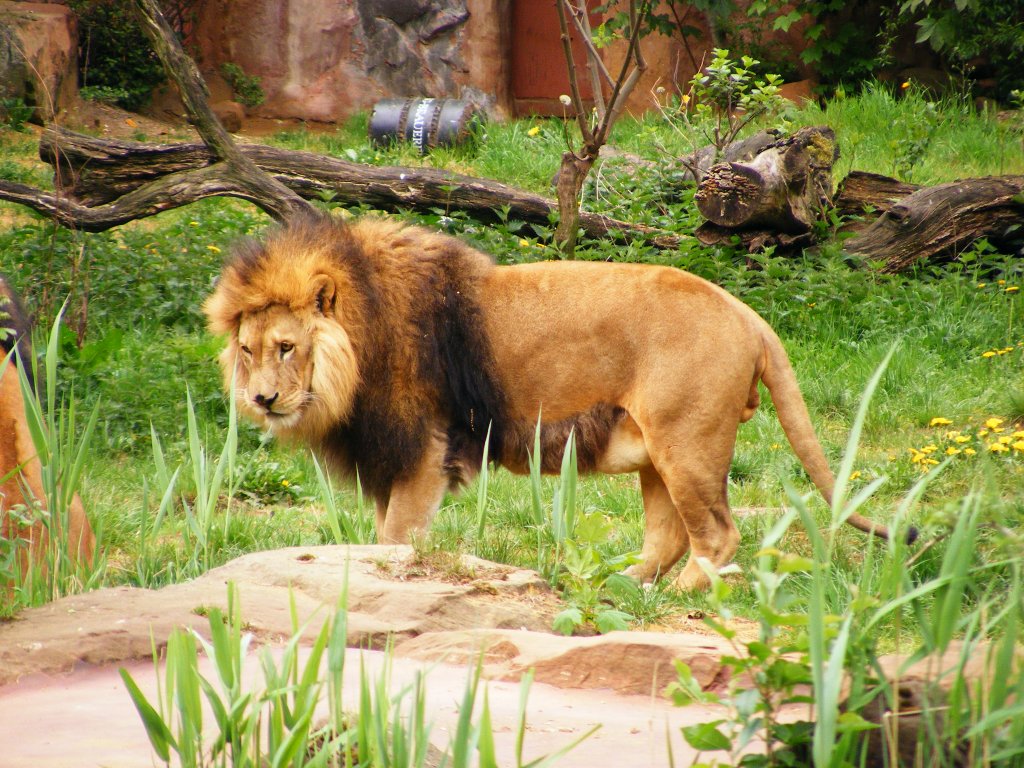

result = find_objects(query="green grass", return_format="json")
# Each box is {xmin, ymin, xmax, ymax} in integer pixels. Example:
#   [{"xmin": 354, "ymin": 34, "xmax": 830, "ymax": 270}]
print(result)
[
  {"xmin": 0, "ymin": 86, "xmax": 1022, "ymax": 630},
  {"xmin": 3, "ymin": 83, "xmax": 1023, "ymax": 765}
]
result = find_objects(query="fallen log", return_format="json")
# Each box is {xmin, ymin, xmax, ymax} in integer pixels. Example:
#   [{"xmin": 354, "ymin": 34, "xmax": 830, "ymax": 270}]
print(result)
[
  {"xmin": 844, "ymin": 176, "xmax": 1024, "ymax": 272},
  {"xmin": 27, "ymin": 126, "xmax": 682, "ymax": 247},
  {"xmin": 833, "ymin": 171, "xmax": 920, "ymax": 218}
]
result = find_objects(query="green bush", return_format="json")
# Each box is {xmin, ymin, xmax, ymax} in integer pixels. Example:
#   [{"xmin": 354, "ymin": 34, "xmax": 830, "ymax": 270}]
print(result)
[
  {"xmin": 69, "ymin": 0, "xmax": 169, "ymax": 110},
  {"xmin": 220, "ymin": 63, "xmax": 265, "ymax": 109}
]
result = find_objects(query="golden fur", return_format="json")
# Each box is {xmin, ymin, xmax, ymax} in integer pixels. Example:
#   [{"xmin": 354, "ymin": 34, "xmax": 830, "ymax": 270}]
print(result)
[
  {"xmin": 205, "ymin": 215, "xmax": 891, "ymax": 590},
  {"xmin": 1, "ymin": 276, "xmax": 95, "ymax": 585}
]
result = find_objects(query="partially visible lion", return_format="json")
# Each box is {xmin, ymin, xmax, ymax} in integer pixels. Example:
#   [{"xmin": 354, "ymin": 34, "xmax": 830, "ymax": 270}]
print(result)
[
  {"xmin": 204, "ymin": 214, "xmax": 892, "ymax": 590},
  {"xmin": 1, "ymin": 275, "xmax": 95, "ymax": 586}
]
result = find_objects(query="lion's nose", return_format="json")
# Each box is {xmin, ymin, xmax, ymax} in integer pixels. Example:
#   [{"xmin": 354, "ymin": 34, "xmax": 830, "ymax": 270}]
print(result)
[{"xmin": 254, "ymin": 392, "xmax": 279, "ymax": 410}]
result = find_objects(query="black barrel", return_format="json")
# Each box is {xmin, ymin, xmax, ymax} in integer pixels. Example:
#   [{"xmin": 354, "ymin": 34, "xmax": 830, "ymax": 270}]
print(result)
[{"xmin": 368, "ymin": 98, "xmax": 481, "ymax": 154}]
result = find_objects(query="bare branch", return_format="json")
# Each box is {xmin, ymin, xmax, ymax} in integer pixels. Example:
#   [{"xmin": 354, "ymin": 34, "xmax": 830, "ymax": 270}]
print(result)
[
  {"xmin": 595, "ymin": 0, "xmax": 649, "ymax": 147},
  {"xmin": 555, "ymin": 0, "xmax": 595, "ymax": 147},
  {"xmin": 130, "ymin": 0, "xmax": 316, "ymax": 222}
]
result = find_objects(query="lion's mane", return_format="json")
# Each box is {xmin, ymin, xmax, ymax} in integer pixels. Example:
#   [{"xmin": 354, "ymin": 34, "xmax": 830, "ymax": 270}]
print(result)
[{"xmin": 205, "ymin": 215, "xmax": 622, "ymax": 504}]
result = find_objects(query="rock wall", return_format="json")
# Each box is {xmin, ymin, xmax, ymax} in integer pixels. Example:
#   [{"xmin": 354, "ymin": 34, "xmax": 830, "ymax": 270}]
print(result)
[
  {"xmin": 190, "ymin": 0, "xmax": 505, "ymax": 122},
  {"xmin": 0, "ymin": 1, "xmax": 77, "ymax": 121}
]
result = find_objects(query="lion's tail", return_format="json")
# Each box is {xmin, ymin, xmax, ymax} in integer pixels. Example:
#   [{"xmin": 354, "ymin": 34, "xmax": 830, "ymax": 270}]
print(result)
[{"xmin": 759, "ymin": 328, "xmax": 895, "ymax": 542}]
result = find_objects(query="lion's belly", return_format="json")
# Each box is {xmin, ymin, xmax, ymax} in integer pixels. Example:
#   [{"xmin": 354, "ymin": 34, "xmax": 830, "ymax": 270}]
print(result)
[{"xmin": 595, "ymin": 413, "xmax": 651, "ymax": 473}]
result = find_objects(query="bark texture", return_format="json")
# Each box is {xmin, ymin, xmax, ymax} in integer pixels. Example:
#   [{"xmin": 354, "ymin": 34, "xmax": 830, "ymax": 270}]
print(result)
[
  {"xmin": 844, "ymin": 176, "xmax": 1024, "ymax": 272},
  {"xmin": 23, "ymin": 126, "xmax": 682, "ymax": 246}
]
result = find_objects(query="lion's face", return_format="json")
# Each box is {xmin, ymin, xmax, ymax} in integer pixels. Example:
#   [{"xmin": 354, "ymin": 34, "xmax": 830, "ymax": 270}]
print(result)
[
  {"xmin": 220, "ymin": 295, "xmax": 361, "ymax": 442},
  {"xmin": 231, "ymin": 304, "xmax": 314, "ymax": 431}
]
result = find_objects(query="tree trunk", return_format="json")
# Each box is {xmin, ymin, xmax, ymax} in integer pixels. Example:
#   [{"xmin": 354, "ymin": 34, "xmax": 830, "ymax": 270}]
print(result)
[
  {"xmin": 694, "ymin": 126, "xmax": 839, "ymax": 234},
  {"xmin": 27, "ymin": 127, "xmax": 685, "ymax": 246},
  {"xmin": 131, "ymin": 0, "xmax": 316, "ymax": 223},
  {"xmin": 554, "ymin": 150, "xmax": 595, "ymax": 255},
  {"xmin": 844, "ymin": 176, "xmax": 1024, "ymax": 272}
]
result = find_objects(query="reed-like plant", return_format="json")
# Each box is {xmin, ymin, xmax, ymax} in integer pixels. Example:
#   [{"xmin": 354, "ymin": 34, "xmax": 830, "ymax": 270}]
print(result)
[
  {"xmin": 3, "ymin": 307, "xmax": 105, "ymax": 612},
  {"xmin": 121, "ymin": 582, "xmax": 594, "ymax": 767}
]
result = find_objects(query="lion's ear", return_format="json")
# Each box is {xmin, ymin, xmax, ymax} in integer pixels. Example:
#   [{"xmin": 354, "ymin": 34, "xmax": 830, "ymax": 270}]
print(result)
[{"xmin": 311, "ymin": 274, "xmax": 336, "ymax": 315}]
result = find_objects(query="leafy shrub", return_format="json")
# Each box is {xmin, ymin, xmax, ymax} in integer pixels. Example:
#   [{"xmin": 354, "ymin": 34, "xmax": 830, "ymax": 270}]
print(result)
[
  {"xmin": 220, "ymin": 63, "xmax": 265, "ymax": 109},
  {"xmin": 0, "ymin": 97, "xmax": 33, "ymax": 131},
  {"xmin": 69, "ymin": 0, "xmax": 171, "ymax": 110},
  {"xmin": 79, "ymin": 85, "xmax": 133, "ymax": 106}
]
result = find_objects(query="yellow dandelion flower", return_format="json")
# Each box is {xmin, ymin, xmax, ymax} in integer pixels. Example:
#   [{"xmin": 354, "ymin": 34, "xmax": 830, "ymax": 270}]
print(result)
[
  {"xmin": 527, "ymin": 125, "xmax": 541, "ymax": 137},
  {"xmin": 998, "ymin": 279, "xmax": 1006, "ymax": 285},
  {"xmin": 681, "ymin": 94, "xmax": 691, "ymax": 105},
  {"xmin": 986, "ymin": 417, "xmax": 1004, "ymax": 429},
  {"xmin": 519, "ymin": 238, "xmax": 530, "ymax": 247},
  {"xmin": 988, "ymin": 442, "xmax": 1009, "ymax": 453},
  {"xmin": 945, "ymin": 430, "xmax": 962, "ymax": 440},
  {"xmin": 964, "ymin": 447, "xmax": 977, "ymax": 455},
  {"xmin": 978, "ymin": 429, "xmax": 990, "ymax": 437},
  {"xmin": 1012, "ymin": 431, "xmax": 1024, "ymax": 438},
  {"xmin": 923, "ymin": 458, "xmax": 939, "ymax": 466},
  {"xmin": 849, "ymin": 470, "xmax": 862, "ymax": 481},
  {"xmin": 945, "ymin": 447, "xmax": 961, "ymax": 456},
  {"xmin": 901, "ymin": 81, "xmax": 911, "ymax": 89},
  {"xmin": 982, "ymin": 351, "xmax": 997, "ymax": 358},
  {"xmin": 189, "ymin": 221, "xmax": 199, "ymax": 226},
  {"xmin": 922, "ymin": 444, "xmax": 938, "ymax": 454},
  {"xmin": 1012, "ymin": 440, "xmax": 1024, "ymax": 452},
  {"xmin": 999, "ymin": 435, "xmax": 1014, "ymax": 444},
  {"xmin": 206, "ymin": 244, "xmax": 221, "ymax": 253},
  {"xmin": 977, "ymin": 283, "xmax": 987, "ymax": 289},
  {"xmin": 1008, "ymin": 286, "xmax": 1020, "ymax": 293},
  {"xmin": 929, "ymin": 417, "xmax": 952, "ymax": 427},
  {"xmin": 954, "ymin": 435, "xmax": 971, "ymax": 444},
  {"xmin": 282, "ymin": 480, "xmax": 290, "ymax": 486}
]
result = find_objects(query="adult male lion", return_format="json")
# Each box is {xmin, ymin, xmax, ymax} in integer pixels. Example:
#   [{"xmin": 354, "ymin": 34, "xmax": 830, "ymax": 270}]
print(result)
[
  {"xmin": 1, "ymin": 276, "xmax": 95, "ymax": 584},
  {"xmin": 205, "ymin": 214, "xmax": 889, "ymax": 590}
]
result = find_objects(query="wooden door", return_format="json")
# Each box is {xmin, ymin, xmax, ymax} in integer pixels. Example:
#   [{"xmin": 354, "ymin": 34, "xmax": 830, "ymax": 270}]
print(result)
[{"xmin": 510, "ymin": 0, "xmax": 601, "ymax": 116}]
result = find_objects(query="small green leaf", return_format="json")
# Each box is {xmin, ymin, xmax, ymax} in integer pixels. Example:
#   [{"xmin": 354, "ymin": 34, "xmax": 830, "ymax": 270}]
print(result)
[
  {"xmin": 681, "ymin": 721, "xmax": 731, "ymax": 751},
  {"xmin": 553, "ymin": 607, "xmax": 584, "ymax": 636}
]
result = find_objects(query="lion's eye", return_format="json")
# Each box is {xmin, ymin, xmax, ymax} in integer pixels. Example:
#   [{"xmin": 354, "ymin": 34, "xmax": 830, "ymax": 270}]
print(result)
[
  {"xmin": 279, "ymin": 341, "xmax": 294, "ymax": 357},
  {"xmin": 240, "ymin": 345, "xmax": 252, "ymax": 356}
]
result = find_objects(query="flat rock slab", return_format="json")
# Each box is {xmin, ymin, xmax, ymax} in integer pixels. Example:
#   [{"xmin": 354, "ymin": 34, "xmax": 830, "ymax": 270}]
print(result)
[
  {"xmin": 0, "ymin": 646, "xmax": 735, "ymax": 768},
  {"xmin": 0, "ymin": 545, "xmax": 561, "ymax": 684},
  {"xmin": 0, "ymin": 545, "xmax": 743, "ymax": 766}
]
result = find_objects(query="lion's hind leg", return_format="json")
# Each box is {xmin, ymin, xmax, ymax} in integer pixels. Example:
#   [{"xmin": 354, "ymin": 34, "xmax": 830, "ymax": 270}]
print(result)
[
  {"xmin": 623, "ymin": 465, "xmax": 690, "ymax": 583},
  {"xmin": 645, "ymin": 437, "xmax": 740, "ymax": 592}
]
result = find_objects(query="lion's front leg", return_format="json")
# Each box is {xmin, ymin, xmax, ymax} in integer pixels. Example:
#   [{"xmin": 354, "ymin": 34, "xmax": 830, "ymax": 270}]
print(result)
[{"xmin": 378, "ymin": 433, "xmax": 450, "ymax": 545}]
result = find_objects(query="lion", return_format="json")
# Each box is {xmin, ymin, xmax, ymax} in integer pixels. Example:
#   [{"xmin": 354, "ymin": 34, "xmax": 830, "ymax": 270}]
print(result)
[
  {"xmin": 1, "ymin": 275, "xmax": 95, "ymax": 586},
  {"xmin": 204, "ymin": 214, "xmax": 894, "ymax": 591}
]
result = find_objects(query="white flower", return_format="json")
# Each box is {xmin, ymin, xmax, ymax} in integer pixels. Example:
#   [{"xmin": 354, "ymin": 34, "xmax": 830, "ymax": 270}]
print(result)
[{"xmin": 559, "ymin": 94, "xmax": 572, "ymax": 106}]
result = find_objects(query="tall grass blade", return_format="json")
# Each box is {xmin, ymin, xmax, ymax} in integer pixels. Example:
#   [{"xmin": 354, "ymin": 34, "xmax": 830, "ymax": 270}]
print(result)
[
  {"xmin": 832, "ymin": 344, "xmax": 896, "ymax": 530},
  {"xmin": 119, "ymin": 668, "xmax": 176, "ymax": 764},
  {"xmin": 475, "ymin": 422, "xmax": 492, "ymax": 552}
]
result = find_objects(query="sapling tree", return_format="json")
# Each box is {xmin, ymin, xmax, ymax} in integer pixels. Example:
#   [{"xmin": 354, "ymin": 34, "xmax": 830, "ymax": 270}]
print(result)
[{"xmin": 553, "ymin": 0, "xmax": 650, "ymax": 255}]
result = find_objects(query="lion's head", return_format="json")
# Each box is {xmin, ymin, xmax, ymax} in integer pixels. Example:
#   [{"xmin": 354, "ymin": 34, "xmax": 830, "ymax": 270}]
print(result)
[{"xmin": 203, "ymin": 218, "xmax": 364, "ymax": 442}]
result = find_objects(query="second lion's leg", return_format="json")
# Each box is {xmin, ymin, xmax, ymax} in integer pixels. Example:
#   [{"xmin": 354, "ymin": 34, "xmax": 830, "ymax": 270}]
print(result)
[
  {"xmin": 624, "ymin": 465, "xmax": 690, "ymax": 583},
  {"xmin": 379, "ymin": 432, "xmax": 450, "ymax": 545}
]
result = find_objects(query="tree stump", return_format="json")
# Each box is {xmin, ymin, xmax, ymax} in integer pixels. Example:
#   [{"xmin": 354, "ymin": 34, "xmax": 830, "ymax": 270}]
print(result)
[{"xmin": 694, "ymin": 126, "xmax": 839, "ymax": 235}]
